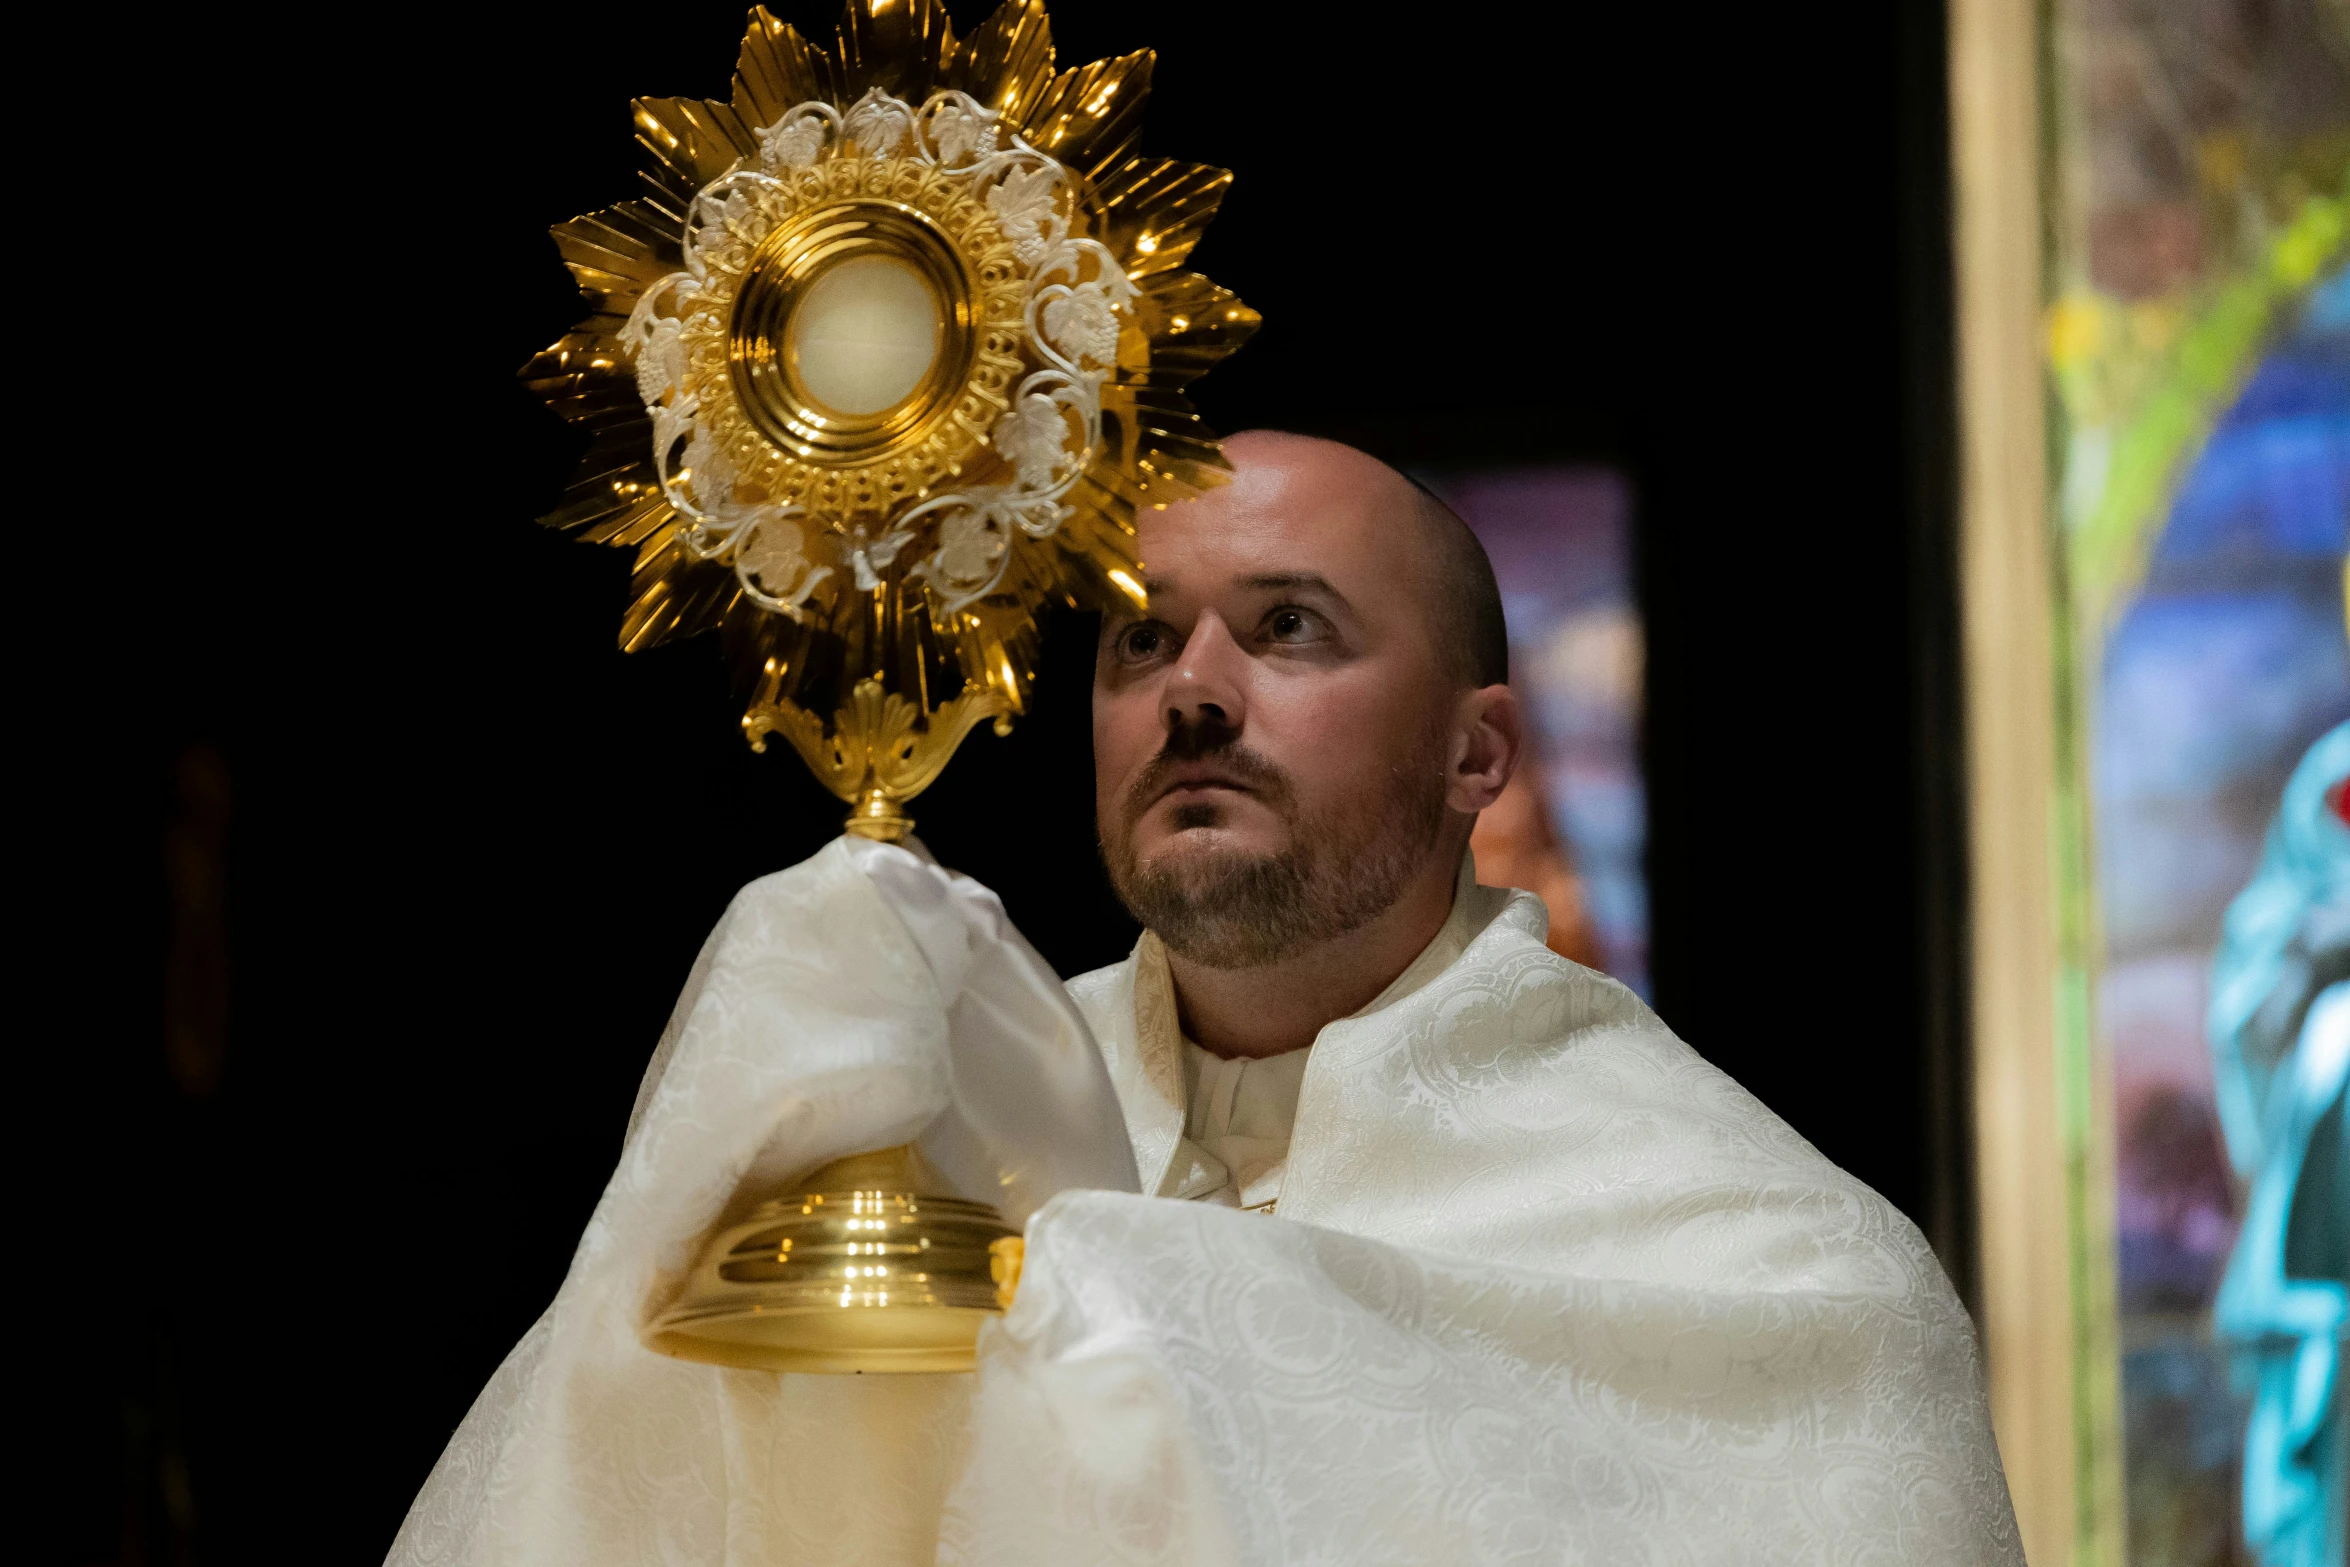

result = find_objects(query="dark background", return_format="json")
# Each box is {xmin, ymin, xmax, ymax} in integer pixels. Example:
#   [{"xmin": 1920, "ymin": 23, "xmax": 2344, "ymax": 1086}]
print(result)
[{"xmin": 51, "ymin": 1, "xmax": 1970, "ymax": 1560}]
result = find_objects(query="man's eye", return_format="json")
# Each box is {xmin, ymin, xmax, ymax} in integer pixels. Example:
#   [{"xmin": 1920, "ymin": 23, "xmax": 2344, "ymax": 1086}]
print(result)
[
  {"xmin": 1265, "ymin": 607, "xmax": 1323, "ymax": 643},
  {"xmin": 1116, "ymin": 622, "xmax": 1168, "ymax": 661}
]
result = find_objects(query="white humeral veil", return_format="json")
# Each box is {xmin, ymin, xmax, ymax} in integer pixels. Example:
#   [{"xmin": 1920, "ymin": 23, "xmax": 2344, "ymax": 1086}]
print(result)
[{"xmin": 391, "ymin": 845, "xmax": 2022, "ymax": 1566}]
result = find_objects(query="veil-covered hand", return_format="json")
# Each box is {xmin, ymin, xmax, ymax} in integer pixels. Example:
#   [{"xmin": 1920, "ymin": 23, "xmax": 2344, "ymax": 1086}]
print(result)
[
  {"xmin": 843, "ymin": 835, "xmax": 1140, "ymax": 1222},
  {"xmin": 620, "ymin": 835, "xmax": 1137, "ymax": 1293}
]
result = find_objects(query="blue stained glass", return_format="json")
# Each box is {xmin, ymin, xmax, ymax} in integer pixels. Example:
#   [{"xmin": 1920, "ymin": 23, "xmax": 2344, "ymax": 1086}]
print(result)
[{"xmin": 2104, "ymin": 267, "xmax": 2350, "ymax": 1567}]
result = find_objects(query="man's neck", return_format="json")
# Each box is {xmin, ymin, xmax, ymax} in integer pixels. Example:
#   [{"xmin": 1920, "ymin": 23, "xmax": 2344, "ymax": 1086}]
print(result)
[{"xmin": 1166, "ymin": 847, "xmax": 1464, "ymax": 1060}]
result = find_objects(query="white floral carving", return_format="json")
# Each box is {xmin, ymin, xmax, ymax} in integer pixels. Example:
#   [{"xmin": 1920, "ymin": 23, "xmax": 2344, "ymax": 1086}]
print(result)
[
  {"xmin": 848, "ymin": 530, "xmax": 913, "ymax": 591},
  {"xmin": 1041, "ymin": 281, "xmax": 1119, "ymax": 372},
  {"xmin": 630, "ymin": 314, "xmax": 685, "ymax": 404},
  {"xmin": 993, "ymin": 393, "xmax": 1072, "ymax": 491},
  {"xmin": 928, "ymin": 99, "xmax": 998, "ymax": 166},
  {"xmin": 757, "ymin": 113, "xmax": 827, "ymax": 170},
  {"xmin": 934, "ymin": 511, "xmax": 1007, "ymax": 588},
  {"xmin": 843, "ymin": 90, "xmax": 910, "ymax": 156},
  {"xmin": 986, "ymin": 165, "xmax": 1059, "ymax": 266},
  {"xmin": 682, "ymin": 427, "xmax": 737, "ymax": 513},
  {"xmin": 619, "ymin": 276, "xmax": 698, "ymax": 395},
  {"xmin": 685, "ymin": 186, "xmax": 755, "ymax": 273},
  {"xmin": 647, "ymin": 400, "xmax": 688, "ymax": 472},
  {"xmin": 739, "ymin": 516, "xmax": 813, "ymax": 592}
]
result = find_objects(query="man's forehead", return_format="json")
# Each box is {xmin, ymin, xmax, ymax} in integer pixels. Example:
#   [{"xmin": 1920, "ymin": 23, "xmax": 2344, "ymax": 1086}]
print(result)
[
  {"xmin": 1137, "ymin": 567, "xmax": 1344, "ymax": 602},
  {"xmin": 1132, "ymin": 444, "xmax": 1428, "ymax": 605}
]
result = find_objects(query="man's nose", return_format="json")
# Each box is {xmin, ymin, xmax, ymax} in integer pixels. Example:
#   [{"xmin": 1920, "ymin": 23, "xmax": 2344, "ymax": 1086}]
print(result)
[{"xmin": 1164, "ymin": 611, "xmax": 1248, "ymax": 734}]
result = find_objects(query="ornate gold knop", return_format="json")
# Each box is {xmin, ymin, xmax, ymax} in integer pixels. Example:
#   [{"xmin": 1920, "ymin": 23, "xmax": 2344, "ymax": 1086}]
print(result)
[
  {"xmin": 523, "ymin": 0, "xmax": 1257, "ymax": 834},
  {"xmin": 747, "ymin": 675, "xmax": 1012, "ymax": 839}
]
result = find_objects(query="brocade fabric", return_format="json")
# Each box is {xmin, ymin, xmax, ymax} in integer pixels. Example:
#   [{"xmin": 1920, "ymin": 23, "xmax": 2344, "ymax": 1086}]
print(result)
[{"xmin": 390, "ymin": 843, "xmax": 2022, "ymax": 1565}]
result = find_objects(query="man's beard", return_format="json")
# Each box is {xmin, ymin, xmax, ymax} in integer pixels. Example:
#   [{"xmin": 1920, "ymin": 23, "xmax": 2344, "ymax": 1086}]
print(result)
[{"xmin": 1102, "ymin": 721, "xmax": 1451, "ymax": 969}]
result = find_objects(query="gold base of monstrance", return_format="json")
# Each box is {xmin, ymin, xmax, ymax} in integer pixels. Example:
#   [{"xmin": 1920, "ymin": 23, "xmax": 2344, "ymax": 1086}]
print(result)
[
  {"xmin": 526, "ymin": 0, "xmax": 1252, "ymax": 1370},
  {"xmin": 649, "ymin": 1146, "xmax": 1024, "ymax": 1373}
]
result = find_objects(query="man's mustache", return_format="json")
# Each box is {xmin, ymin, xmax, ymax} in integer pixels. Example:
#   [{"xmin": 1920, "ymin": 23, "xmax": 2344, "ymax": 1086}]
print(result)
[{"xmin": 1122, "ymin": 720, "xmax": 1296, "ymax": 823}]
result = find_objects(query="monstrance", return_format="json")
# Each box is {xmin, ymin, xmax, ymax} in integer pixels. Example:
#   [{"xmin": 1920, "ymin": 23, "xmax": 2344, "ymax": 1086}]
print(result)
[{"xmin": 522, "ymin": 0, "xmax": 1255, "ymax": 1371}]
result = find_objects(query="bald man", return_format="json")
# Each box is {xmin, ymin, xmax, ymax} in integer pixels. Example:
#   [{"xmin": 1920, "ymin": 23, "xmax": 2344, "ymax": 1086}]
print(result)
[
  {"xmin": 1034, "ymin": 436, "xmax": 2018, "ymax": 1559},
  {"xmin": 397, "ymin": 435, "xmax": 2020, "ymax": 1567},
  {"xmin": 1093, "ymin": 433, "xmax": 1517, "ymax": 1054}
]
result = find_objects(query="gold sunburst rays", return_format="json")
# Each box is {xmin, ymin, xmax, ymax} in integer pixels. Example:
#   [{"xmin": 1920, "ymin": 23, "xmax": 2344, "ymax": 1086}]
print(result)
[{"xmin": 521, "ymin": 0, "xmax": 1257, "ymax": 838}]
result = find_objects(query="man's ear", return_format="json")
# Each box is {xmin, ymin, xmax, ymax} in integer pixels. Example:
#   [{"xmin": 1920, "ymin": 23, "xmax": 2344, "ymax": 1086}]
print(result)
[{"xmin": 1446, "ymin": 684, "xmax": 1522, "ymax": 813}]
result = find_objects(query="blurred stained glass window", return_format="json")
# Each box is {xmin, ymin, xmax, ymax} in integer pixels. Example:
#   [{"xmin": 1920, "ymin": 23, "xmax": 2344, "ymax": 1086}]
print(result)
[
  {"xmin": 1432, "ymin": 468, "xmax": 1649, "ymax": 999},
  {"xmin": 2046, "ymin": 0, "xmax": 2348, "ymax": 1558}
]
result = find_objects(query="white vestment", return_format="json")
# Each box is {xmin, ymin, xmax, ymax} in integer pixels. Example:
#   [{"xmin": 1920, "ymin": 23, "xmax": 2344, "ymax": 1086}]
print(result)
[{"xmin": 391, "ymin": 842, "xmax": 2021, "ymax": 1566}]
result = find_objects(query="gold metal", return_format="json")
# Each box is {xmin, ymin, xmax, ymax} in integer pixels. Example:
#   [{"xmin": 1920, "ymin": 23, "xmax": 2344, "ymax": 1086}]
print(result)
[
  {"xmin": 650, "ymin": 1144, "xmax": 1019, "ymax": 1373},
  {"xmin": 694, "ymin": 178, "xmax": 1022, "ymax": 504},
  {"xmin": 989, "ymin": 1233, "xmax": 1024, "ymax": 1310},
  {"xmin": 525, "ymin": 1, "xmax": 1256, "ymax": 1374},
  {"xmin": 522, "ymin": 0, "xmax": 1259, "ymax": 836},
  {"xmin": 749, "ymin": 674, "xmax": 1014, "ymax": 841},
  {"xmin": 743, "ymin": 213, "xmax": 963, "ymax": 447}
]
